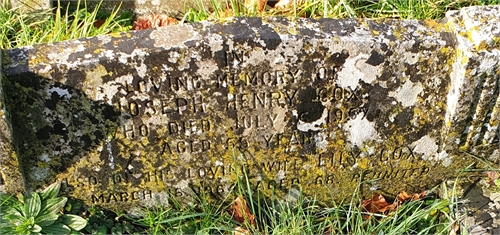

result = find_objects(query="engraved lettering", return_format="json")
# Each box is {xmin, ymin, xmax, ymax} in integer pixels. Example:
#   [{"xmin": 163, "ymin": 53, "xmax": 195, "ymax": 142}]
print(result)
[
  {"xmin": 123, "ymin": 125, "xmax": 134, "ymax": 139},
  {"xmin": 285, "ymin": 89, "xmax": 298, "ymax": 106},
  {"xmin": 161, "ymin": 141, "xmax": 172, "ymax": 155},
  {"xmin": 263, "ymin": 134, "xmax": 273, "ymax": 148},
  {"xmin": 144, "ymin": 100, "xmax": 156, "ymax": 116},
  {"xmin": 129, "ymin": 101, "xmax": 139, "ymax": 116},
  {"xmin": 91, "ymin": 194, "xmax": 105, "ymax": 204},
  {"xmin": 138, "ymin": 79, "xmax": 147, "ymax": 93},
  {"xmin": 139, "ymin": 124, "xmax": 148, "ymax": 137},
  {"xmin": 177, "ymin": 141, "xmax": 186, "ymax": 153},
  {"xmin": 150, "ymin": 77, "xmax": 161, "ymax": 93},
  {"xmin": 88, "ymin": 176, "xmax": 98, "ymax": 185},
  {"xmin": 225, "ymin": 51, "xmax": 244, "ymax": 68}
]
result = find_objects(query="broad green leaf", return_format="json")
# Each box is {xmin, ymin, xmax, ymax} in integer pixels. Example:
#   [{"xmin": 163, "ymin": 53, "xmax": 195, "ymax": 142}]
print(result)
[
  {"xmin": 15, "ymin": 223, "xmax": 31, "ymax": 235},
  {"xmin": 40, "ymin": 182, "xmax": 61, "ymax": 201},
  {"xmin": 0, "ymin": 224, "xmax": 16, "ymax": 234},
  {"xmin": 24, "ymin": 193, "xmax": 41, "ymax": 218},
  {"xmin": 16, "ymin": 216, "xmax": 35, "ymax": 235},
  {"xmin": 40, "ymin": 197, "xmax": 67, "ymax": 216},
  {"xmin": 17, "ymin": 193, "xmax": 25, "ymax": 216},
  {"xmin": 60, "ymin": 214, "xmax": 88, "ymax": 231},
  {"xmin": 34, "ymin": 213, "xmax": 59, "ymax": 227},
  {"xmin": 5, "ymin": 201, "xmax": 24, "ymax": 215},
  {"xmin": 6, "ymin": 213, "xmax": 25, "ymax": 222},
  {"xmin": 69, "ymin": 229, "xmax": 82, "ymax": 234},
  {"xmin": 41, "ymin": 222, "xmax": 71, "ymax": 235},
  {"xmin": 96, "ymin": 225, "xmax": 108, "ymax": 234},
  {"xmin": 32, "ymin": 224, "xmax": 42, "ymax": 233}
]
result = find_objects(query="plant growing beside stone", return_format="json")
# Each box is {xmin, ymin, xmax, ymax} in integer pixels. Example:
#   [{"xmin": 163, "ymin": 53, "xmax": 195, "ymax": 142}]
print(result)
[
  {"xmin": 0, "ymin": 0, "xmax": 132, "ymax": 49},
  {"xmin": 0, "ymin": 181, "xmax": 87, "ymax": 234}
]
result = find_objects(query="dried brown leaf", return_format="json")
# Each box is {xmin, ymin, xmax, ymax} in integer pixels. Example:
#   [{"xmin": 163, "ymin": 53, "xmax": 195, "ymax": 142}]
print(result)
[
  {"xmin": 132, "ymin": 15, "xmax": 178, "ymax": 30},
  {"xmin": 362, "ymin": 191, "xmax": 426, "ymax": 218},
  {"xmin": 361, "ymin": 194, "xmax": 394, "ymax": 214},
  {"xmin": 397, "ymin": 191, "xmax": 425, "ymax": 202},
  {"xmin": 229, "ymin": 196, "xmax": 256, "ymax": 227},
  {"xmin": 93, "ymin": 19, "xmax": 106, "ymax": 28}
]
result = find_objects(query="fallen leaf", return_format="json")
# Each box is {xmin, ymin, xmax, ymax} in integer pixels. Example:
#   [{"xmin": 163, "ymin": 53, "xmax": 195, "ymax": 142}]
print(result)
[
  {"xmin": 397, "ymin": 191, "xmax": 426, "ymax": 202},
  {"xmin": 93, "ymin": 19, "xmax": 106, "ymax": 28},
  {"xmin": 361, "ymin": 194, "xmax": 394, "ymax": 214},
  {"xmin": 362, "ymin": 191, "xmax": 426, "ymax": 220},
  {"xmin": 132, "ymin": 15, "xmax": 178, "ymax": 30},
  {"xmin": 229, "ymin": 196, "xmax": 256, "ymax": 227}
]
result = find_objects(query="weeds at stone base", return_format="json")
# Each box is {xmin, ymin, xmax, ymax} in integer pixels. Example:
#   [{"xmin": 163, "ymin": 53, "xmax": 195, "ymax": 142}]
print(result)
[
  {"xmin": 0, "ymin": 182, "xmax": 87, "ymax": 234},
  {"xmin": 182, "ymin": 0, "xmax": 500, "ymax": 23},
  {"xmin": 69, "ymin": 175, "xmax": 464, "ymax": 234},
  {"xmin": 0, "ymin": 0, "xmax": 132, "ymax": 49},
  {"xmin": 3, "ymin": 0, "xmax": 500, "ymax": 49}
]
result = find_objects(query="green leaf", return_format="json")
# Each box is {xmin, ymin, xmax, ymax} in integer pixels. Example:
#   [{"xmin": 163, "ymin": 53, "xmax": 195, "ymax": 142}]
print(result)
[
  {"xmin": 69, "ymin": 229, "xmax": 82, "ymax": 234},
  {"xmin": 40, "ymin": 197, "xmax": 67, "ymax": 216},
  {"xmin": 15, "ymin": 223, "xmax": 31, "ymax": 235},
  {"xmin": 60, "ymin": 214, "xmax": 88, "ymax": 231},
  {"xmin": 0, "ymin": 224, "xmax": 16, "ymax": 234},
  {"xmin": 16, "ymin": 216, "xmax": 35, "ymax": 235},
  {"xmin": 6, "ymin": 213, "xmax": 25, "ymax": 222},
  {"xmin": 32, "ymin": 224, "xmax": 42, "ymax": 233},
  {"xmin": 40, "ymin": 182, "xmax": 61, "ymax": 201},
  {"xmin": 0, "ymin": 193, "xmax": 19, "ymax": 209},
  {"xmin": 96, "ymin": 225, "xmax": 108, "ymax": 234},
  {"xmin": 34, "ymin": 213, "xmax": 59, "ymax": 227},
  {"xmin": 495, "ymin": 179, "xmax": 500, "ymax": 188},
  {"xmin": 17, "ymin": 193, "xmax": 25, "ymax": 206},
  {"xmin": 24, "ymin": 193, "xmax": 41, "ymax": 218},
  {"xmin": 41, "ymin": 222, "xmax": 71, "ymax": 235}
]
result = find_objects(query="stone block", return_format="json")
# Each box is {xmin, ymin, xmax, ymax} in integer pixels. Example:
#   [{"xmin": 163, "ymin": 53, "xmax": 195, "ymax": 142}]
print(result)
[
  {"xmin": 1, "ymin": 6, "xmax": 499, "ymax": 210},
  {"xmin": 8, "ymin": 0, "xmax": 51, "ymax": 12}
]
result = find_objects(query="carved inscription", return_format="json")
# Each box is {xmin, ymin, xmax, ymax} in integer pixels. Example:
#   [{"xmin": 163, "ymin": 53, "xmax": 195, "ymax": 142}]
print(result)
[{"xmin": 80, "ymin": 48, "xmax": 434, "ymax": 205}]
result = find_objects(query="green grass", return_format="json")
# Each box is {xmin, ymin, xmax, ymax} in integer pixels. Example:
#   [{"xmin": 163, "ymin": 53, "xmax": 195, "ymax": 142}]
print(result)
[
  {"xmin": 78, "ymin": 152, "xmax": 467, "ymax": 234},
  {"xmin": 182, "ymin": 0, "xmax": 500, "ymax": 22},
  {"xmin": 2, "ymin": 0, "xmax": 500, "ymax": 49},
  {"xmin": 0, "ymin": 168, "xmax": 469, "ymax": 234},
  {"xmin": 84, "ymin": 175, "xmax": 462, "ymax": 234},
  {"xmin": 0, "ymin": 0, "xmax": 132, "ymax": 49}
]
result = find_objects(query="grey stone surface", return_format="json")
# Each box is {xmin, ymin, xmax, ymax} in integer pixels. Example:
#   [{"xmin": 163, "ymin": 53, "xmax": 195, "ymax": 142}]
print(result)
[
  {"xmin": 461, "ymin": 182, "xmax": 500, "ymax": 234},
  {"xmin": 1, "ymin": 6, "xmax": 499, "ymax": 210},
  {"xmin": 0, "ymin": 53, "xmax": 25, "ymax": 195},
  {"xmin": 8, "ymin": 0, "xmax": 51, "ymax": 12}
]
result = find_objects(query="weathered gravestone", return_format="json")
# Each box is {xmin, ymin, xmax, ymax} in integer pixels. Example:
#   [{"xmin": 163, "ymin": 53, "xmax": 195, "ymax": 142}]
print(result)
[{"xmin": 1, "ymin": 6, "xmax": 499, "ymax": 210}]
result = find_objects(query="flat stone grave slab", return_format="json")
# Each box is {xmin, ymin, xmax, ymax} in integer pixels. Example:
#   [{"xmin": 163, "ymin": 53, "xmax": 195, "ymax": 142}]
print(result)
[{"xmin": 1, "ymin": 6, "xmax": 499, "ymax": 210}]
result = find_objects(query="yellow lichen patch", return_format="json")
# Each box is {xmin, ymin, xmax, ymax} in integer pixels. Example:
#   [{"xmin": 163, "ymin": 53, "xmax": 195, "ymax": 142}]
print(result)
[
  {"xmin": 474, "ymin": 40, "xmax": 489, "ymax": 51},
  {"xmin": 392, "ymin": 26, "xmax": 407, "ymax": 40},
  {"xmin": 424, "ymin": 20, "xmax": 445, "ymax": 31},
  {"xmin": 82, "ymin": 64, "xmax": 108, "ymax": 98}
]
